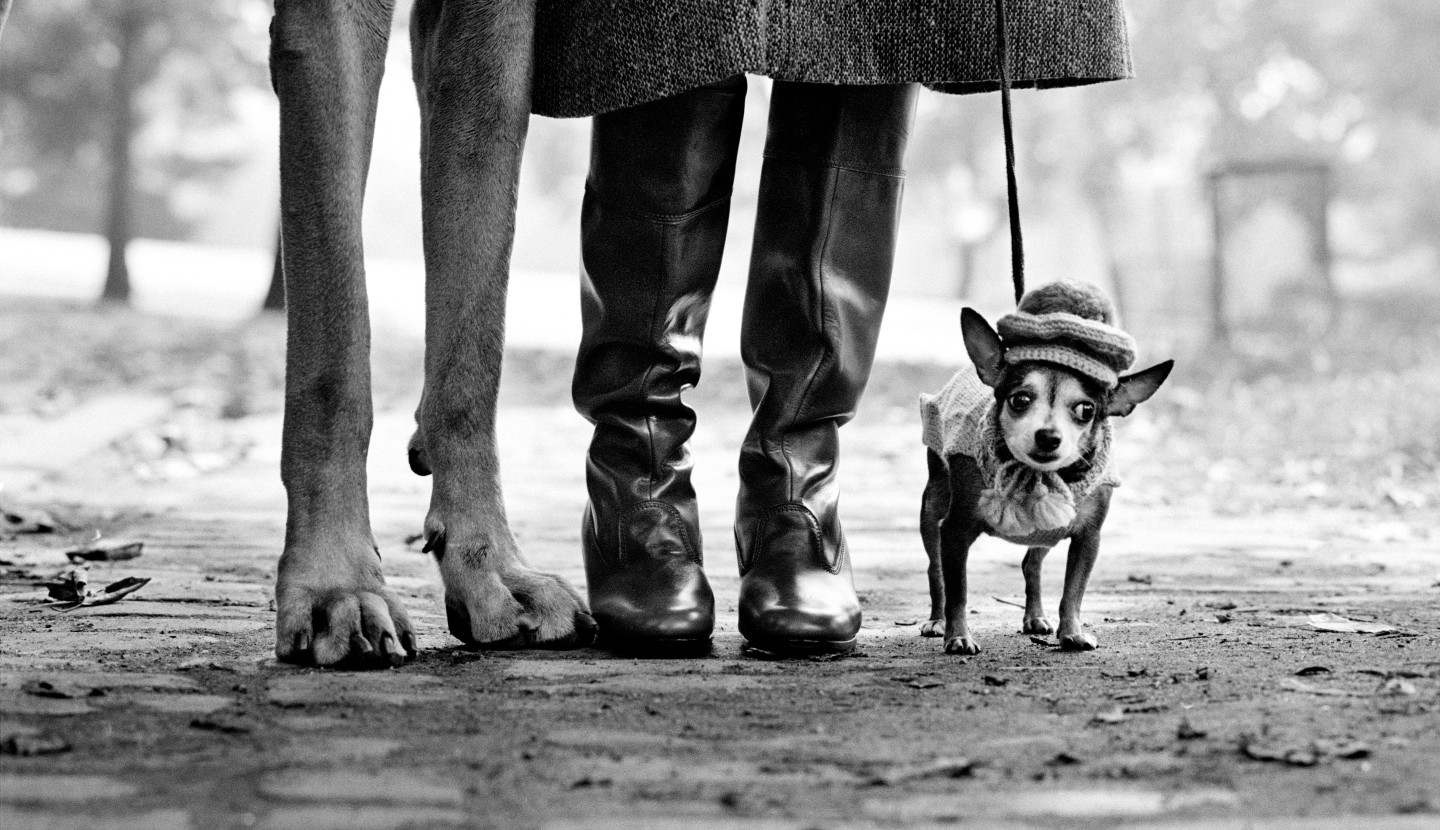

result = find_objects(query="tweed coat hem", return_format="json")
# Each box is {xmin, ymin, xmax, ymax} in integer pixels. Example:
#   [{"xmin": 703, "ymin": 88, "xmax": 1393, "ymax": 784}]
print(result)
[{"xmin": 533, "ymin": 0, "xmax": 1133, "ymax": 118}]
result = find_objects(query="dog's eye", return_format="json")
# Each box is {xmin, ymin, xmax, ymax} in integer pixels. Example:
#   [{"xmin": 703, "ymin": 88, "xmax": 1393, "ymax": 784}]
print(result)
[
  {"xmin": 1007, "ymin": 392, "xmax": 1032, "ymax": 412},
  {"xmin": 1072, "ymin": 402, "xmax": 1096, "ymax": 423}
]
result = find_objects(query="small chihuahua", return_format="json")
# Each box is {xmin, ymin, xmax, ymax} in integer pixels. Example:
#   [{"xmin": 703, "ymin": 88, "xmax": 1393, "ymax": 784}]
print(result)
[{"xmin": 918, "ymin": 282, "xmax": 1172, "ymax": 655}]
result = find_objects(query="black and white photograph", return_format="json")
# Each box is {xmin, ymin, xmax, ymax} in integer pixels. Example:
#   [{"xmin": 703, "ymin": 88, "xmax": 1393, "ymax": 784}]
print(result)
[{"xmin": 1, "ymin": 1, "xmax": 1437, "ymax": 827}]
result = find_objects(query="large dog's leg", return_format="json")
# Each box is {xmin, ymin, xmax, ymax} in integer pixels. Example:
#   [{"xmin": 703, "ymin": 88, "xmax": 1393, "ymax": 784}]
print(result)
[
  {"xmin": 271, "ymin": 0, "xmax": 412, "ymax": 666},
  {"xmin": 409, "ymin": 0, "xmax": 594, "ymax": 648}
]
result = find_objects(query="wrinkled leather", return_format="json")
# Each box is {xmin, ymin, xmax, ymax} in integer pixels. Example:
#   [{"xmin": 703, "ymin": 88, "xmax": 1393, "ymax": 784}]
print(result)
[
  {"xmin": 574, "ymin": 76, "xmax": 747, "ymax": 650},
  {"xmin": 737, "ymin": 81, "xmax": 918, "ymax": 653}
]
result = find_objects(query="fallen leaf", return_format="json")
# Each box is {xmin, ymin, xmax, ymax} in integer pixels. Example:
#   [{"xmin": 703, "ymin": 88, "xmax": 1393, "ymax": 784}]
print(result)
[
  {"xmin": 1241, "ymin": 737, "xmax": 1317, "ymax": 767},
  {"xmin": 1177, "ymin": 719, "xmax": 1207, "ymax": 740},
  {"xmin": 1029, "ymin": 636, "xmax": 1053, "ymax": 647},
  {"xmin": 1091, "ymin": 706, "xmax": 1127, "ymax": 725},
  {"xmin": 0, "ymin": 732, "xmax": 71, "ymax": 756},
  {"xmin": 1295, "ymin": 665, "xmax": 1332, "ymax": 676},
  {"xmin": 867, "ymin": 757, "xmax": 974, "ymax": 786},
  {"xmin": 1379, "ymin": 678, "xmax": 1418, "ymax": 697},
  {"xmin": 40, "ymin": 573, "xmax": 152, "ymax": 611},
  {"xmin": 907, "ymin": 679, "xmax": 945, "ymax": 690},
  {"xmin": 982, "ymin": 675, "xmax": 1009, "ymax": 687},
  {"xmin": 20, "ymin": 680, "xmax": 102, "ymax": 699},
  {"xmin": 42, "ymin": 565, "xmax": 89, "ymax": 603},
  {"xmin": 1127, "ymin": 574, "xmax": 1153, "ymax": 585},
  {"xmin": 66, "ymin": 538, "xmax": 143, "ymax": 562},
  {"xmin": 1280, "ymin": 678, "xmax": 1367, "ymax": 697},
  {"xmin": 1241, "ymin": 735, "xmax": 1371, "ymax": 767},
  {"xmin": 893, "ymin": 619, "xmax": 918, "ymax": 627},
  {"xmin": 1, "ymin": 502, "xmax": 57, "ymax": 534},
  {"xmin": 1307, "ymin": 612, "xmax": 1399, "ymax": 635},
  {"xmin": 70, "ymin": 576, "xmax": 151, "ymax": 610},
  {"xmin": 1314, "ymin": 739, "xmax": 1370, "ymax": 760},
  {"xmin": 189, "ymin": 713, "xmax": 252, "ymax": 734},
  {"xmin": 1046, "ymin": 751, "xmax": 1082, "ymax": 766},
  {"xmin": 570, "ymin": 775, "xmax": 612, "ymax": 789},
  {"xmin": 1358, "ymin": 668, "xmax": 1426, "ymax": 679}
]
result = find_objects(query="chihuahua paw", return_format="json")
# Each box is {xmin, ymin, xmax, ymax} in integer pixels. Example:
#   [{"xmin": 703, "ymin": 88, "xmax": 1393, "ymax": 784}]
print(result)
[
  {"xmin": 1058, "ymin": 627, "xmax": 1097, "ymax": 651},
  {"xmin": 920, "ymin": 619, "xmax": 945, "ymax": 637},
  {"xmin": 1022, "ymin": 616, "xmax": 1054, "ymax": 636},
  {"xmin": 943, "ymin": 635, "xmax": 981, "ymax": 655}
]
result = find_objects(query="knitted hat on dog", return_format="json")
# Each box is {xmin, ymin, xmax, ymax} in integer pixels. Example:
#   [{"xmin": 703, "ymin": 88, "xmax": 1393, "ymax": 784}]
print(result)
[{"xmin": 996, "ymin": 281, "xmax": 1136, "ymax": 389}]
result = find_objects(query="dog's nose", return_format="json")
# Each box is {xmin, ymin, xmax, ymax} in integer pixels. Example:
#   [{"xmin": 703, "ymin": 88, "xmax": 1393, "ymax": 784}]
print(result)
[{"xmin": 1035, "ymin": 429, "xmax": 1062, "ymax": 452}]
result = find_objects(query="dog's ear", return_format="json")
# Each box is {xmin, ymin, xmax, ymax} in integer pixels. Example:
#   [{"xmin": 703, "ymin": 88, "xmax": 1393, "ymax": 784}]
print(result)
[
  {"xmin": 1109, "ymin": 360, "xmax": 1174, "ymax": 417},
  {"xmin": 961, "ymin": 307, "xmax": 1005, "ymax": 387}
]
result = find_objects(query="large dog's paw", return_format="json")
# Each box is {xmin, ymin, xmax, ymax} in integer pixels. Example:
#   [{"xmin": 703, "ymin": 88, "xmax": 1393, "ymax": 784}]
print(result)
[
  {"xmin": 1022, "ymin": 615, "xmax": 1054, "ymax": 636},
  {"xmin": 920, "ymin": 619, "xmax": 945, "ymax": 637},
  {"xmin": 426, "ymin": 518, "xmax": 596, "ymax": 649},
  {"xmin": 1057, "ymin": 621, "xmax": 1098, "ymax": 651},
  {"xmin": 943, "ymin": 634, "xmax": 981, "ymax": 655},
  {"xmin": 274, "ymin": 547, "xmax": 415, "ymax": 668}
]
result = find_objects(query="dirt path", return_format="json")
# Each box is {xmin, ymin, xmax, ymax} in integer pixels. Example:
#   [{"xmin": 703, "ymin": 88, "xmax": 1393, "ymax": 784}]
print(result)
[{"xmin": 3, "ymin": 356, "xmax": 1438, "ymax": 829}]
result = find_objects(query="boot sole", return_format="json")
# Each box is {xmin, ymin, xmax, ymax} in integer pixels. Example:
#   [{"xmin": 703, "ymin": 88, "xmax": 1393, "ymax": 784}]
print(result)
[{"xmin": 741, "ymin": 636, "xmax": 857, "ymax": 657}]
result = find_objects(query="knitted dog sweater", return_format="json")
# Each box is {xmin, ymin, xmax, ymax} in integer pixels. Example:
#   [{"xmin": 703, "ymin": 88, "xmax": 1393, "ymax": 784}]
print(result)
[{"xmin": 920, "ymin": 365, "xmax": 1120, "ymax": 548}]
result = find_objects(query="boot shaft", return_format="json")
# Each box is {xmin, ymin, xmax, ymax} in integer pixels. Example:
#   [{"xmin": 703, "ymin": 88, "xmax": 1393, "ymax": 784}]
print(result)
[{"xmin": 737, "ymin": 81, "xmax": 918, "ymax": 570}]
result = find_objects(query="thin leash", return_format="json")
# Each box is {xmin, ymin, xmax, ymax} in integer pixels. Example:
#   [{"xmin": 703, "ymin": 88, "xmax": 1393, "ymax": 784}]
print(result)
[{"xmin": 995, "ymin": 0, "xmax": 1024, "ymax": 304}]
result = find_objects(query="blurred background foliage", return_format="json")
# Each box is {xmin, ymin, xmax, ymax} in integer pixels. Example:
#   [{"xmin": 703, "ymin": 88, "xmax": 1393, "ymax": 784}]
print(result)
[
  {"xmin": 1, "ymin": 2, "xmax": 1436, "ymax": 294},
  {"xmin": 0, "ymin": 0, "xmax": 267, "ymax": 299},
  {"xmin": 1, "ymin": 0, "xmax": 1436, "ymax": 332}
]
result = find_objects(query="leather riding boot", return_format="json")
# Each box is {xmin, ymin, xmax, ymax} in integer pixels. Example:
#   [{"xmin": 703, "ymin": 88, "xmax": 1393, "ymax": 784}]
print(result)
[
  {"xmin": 736, "ymin": 81, "xmax": 918, "ymax": 654},
  {"xmin": 574, "ymin": 76, "xmax": 747, "ymax": 654}
]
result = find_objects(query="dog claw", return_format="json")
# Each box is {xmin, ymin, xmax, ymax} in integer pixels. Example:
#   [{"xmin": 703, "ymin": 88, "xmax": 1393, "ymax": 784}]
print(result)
[
  {"xmin": 379, "ymin": 632, "xmax": 406, "ymax": 667},
  {"xmin": 407, "ymin": 429, "xmax": 432, "ymax": 476},
  {"xmin": 919, "ymin": 619, "xmax": 945, "ymax": 637},
  {"xmin": 421, "ymin": 527, "xmax": 444, "ymax": 556},
  {"xmin": 274, "ymin": 555, "xmax": 417, "ymax": 669}
]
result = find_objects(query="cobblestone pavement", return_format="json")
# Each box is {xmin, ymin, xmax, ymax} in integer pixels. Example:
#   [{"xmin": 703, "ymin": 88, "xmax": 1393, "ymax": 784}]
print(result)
[{"xmin": 2, "ymin": 361, "xmax": 1438, "ymax": 829}]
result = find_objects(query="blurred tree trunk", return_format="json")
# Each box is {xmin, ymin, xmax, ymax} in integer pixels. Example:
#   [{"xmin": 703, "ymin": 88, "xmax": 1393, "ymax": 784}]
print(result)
[
  {"xmin": 100, "ymin": 7, "xmax": 139, "ymax": 304},
  {"xmin": 956, "ymin": 241, "xmax": 978, "ymax": 299},
  {"xmin": 262, "ymin": 225, "xmax": 285, "ymax": 311}
]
